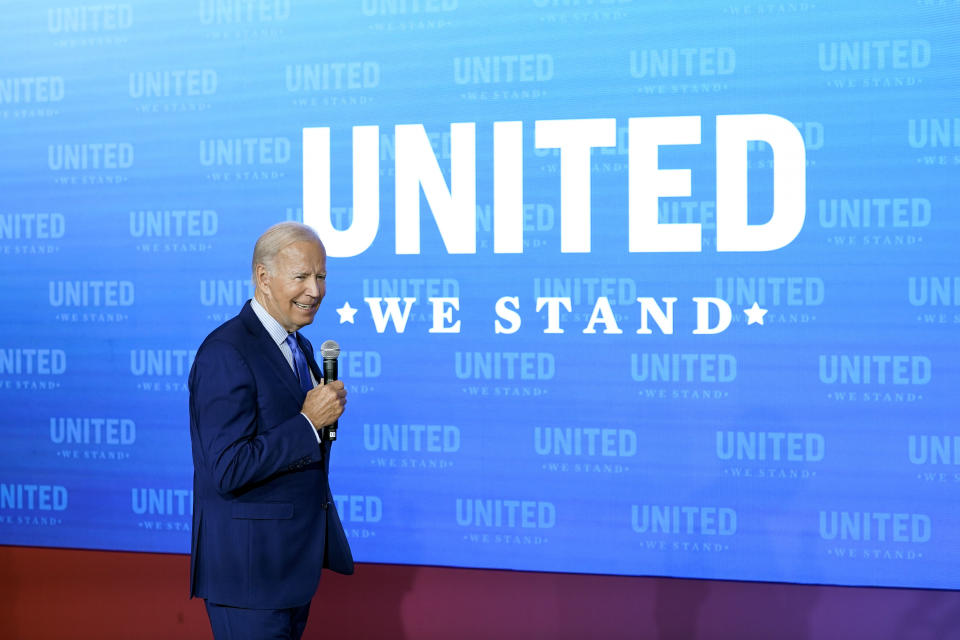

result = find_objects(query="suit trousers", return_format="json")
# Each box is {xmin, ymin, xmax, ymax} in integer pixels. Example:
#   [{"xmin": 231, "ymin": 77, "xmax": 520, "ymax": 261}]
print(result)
[{"xmin": 205, "ymin": 600, "xmax": 311, "ymax": 640}]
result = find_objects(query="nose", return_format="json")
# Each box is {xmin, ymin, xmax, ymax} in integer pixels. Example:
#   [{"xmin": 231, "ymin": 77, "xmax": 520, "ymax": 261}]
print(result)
[{"xmin": 304, "ymin": 277, "xmax": 320, "ymax": 298}]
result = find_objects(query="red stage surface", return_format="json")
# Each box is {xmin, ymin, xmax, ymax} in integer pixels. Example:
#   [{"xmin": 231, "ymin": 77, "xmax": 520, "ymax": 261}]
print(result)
[{"xmin": 1, "ymin": 546, "xmax": 957, "ymax": 639}]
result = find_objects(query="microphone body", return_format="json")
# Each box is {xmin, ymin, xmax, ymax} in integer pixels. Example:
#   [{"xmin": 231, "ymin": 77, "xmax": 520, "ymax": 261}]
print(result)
[{"xmin": 320, "ymin": 340, "xmax": 340, "ymax": 441}]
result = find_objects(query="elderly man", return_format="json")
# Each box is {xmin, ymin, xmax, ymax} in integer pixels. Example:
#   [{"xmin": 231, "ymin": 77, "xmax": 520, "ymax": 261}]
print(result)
[{"xmin": 188, "ymin": 222, "xmax": 353, "ymax": 640}]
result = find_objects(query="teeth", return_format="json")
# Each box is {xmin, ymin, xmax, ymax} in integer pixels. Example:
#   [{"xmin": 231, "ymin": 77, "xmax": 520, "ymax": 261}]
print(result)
[{"xmin": 294, "ymin": 302, "xmax": 313, "ymax": 310}]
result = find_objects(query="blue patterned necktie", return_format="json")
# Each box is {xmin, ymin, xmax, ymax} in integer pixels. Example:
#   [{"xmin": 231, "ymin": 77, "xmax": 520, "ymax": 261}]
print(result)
[{"xmin": 284, "ymin": 333, "xmax": 314, "ymax": 394}]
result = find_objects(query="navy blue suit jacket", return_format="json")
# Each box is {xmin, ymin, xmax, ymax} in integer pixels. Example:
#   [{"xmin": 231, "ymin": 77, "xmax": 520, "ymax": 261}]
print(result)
[{"xmin": 189, "ymin": 301, "xmax": 353, "ymax": 609}]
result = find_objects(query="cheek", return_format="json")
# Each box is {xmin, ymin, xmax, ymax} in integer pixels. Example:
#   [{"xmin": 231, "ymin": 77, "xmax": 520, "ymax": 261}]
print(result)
[{"xmin": 285, "ymin": 284, "xmax": 307, "ymax": 302}]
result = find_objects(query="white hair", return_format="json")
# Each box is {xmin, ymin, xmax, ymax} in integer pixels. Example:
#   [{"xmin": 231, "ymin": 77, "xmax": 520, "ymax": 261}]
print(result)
[{"xmin": 251, "ymin": 222, "xmax": 323, "ymax": 279}]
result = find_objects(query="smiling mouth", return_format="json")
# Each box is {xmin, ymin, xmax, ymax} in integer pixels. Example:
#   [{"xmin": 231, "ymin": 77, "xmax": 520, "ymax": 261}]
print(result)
[{"xmin": 294, "ymin": 301, "xmax": 316, "ymax": 311}]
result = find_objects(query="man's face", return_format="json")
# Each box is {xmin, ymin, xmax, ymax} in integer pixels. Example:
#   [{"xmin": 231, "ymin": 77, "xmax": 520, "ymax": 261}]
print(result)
[{"xmin": 256, "ymin": 240, "xmax": 327, "ymax": 332}]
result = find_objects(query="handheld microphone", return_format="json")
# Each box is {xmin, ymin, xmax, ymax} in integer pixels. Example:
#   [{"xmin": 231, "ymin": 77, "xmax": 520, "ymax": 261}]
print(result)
[{"xmin": 320, "ymin": 340, "xmax": 340, "ymax": 442}]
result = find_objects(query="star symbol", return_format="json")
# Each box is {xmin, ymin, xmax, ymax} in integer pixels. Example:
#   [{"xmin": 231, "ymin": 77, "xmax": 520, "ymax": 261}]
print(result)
[
  {"xmin": 743, "ymin": 302, "xmax": 768, "ymax": 325},
  {"xmin": 336, "ymin": 301, "xmax": 358, "ymax": 324}
]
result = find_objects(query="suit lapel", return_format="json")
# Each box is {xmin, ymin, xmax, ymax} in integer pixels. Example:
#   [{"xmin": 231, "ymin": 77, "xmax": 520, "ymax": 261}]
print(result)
[
  {"xmin": 299, "ymin": 334, "xmax": 323, "ymax": 385},
  {"xmin": 239, "ymin": 301, "xmax": 304, "ymax": 403}
]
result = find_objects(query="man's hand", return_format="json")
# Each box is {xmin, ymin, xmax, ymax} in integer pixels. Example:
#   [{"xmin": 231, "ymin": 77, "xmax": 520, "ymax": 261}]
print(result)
[{"xmin": 301, "ymin": 380, "xmax": 347, "ymax": 430}]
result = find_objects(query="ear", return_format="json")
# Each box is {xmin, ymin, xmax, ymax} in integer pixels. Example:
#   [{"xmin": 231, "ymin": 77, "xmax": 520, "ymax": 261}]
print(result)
[{"xmin": 255, "ymin": 263, "xmax": 270, "ymax": 290}]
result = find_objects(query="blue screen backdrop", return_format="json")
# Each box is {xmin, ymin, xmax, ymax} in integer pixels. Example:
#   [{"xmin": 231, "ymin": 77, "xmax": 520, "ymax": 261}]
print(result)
[{"xmin": 2, "ymin": 0, "xmax": 959, "ymax": 590}]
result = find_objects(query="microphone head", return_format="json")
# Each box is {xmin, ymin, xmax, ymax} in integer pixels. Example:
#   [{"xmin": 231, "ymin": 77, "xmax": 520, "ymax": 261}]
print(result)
[{"xmin": 320, "ymin": 339, "xmax": 340, "ymax": 359}]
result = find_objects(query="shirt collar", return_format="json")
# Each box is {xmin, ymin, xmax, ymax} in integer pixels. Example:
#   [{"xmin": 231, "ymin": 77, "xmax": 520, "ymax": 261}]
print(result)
[{"xmin": 250, "ymin": 297, "xmax": 293, "ymax": 347}]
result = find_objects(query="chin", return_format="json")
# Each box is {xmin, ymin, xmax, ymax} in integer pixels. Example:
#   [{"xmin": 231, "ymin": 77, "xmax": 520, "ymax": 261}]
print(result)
[{"xmin": 296, "ymin": 310, "xmax": 318, "ymax": 324}]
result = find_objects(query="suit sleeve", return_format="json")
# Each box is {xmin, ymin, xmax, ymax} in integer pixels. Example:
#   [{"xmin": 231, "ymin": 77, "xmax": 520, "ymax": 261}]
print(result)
[{"xmin": 190, "ymin": 339, "xmax": 319, "ymax": 496}]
